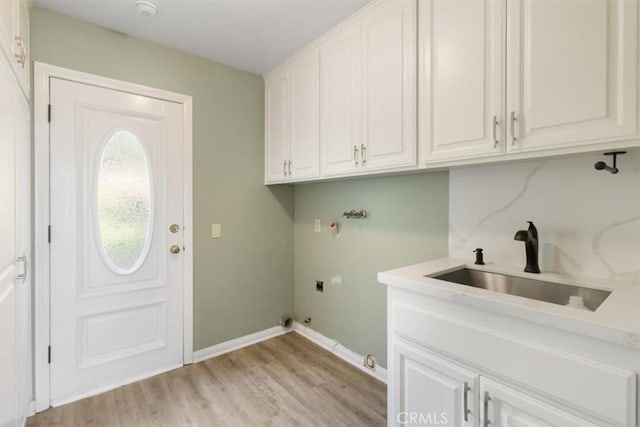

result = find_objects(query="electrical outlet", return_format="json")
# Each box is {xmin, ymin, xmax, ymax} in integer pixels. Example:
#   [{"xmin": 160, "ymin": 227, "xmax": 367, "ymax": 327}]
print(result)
[
  {"xmin": 314, "ymin": 219, "xmax": 321, "ymax": 232},
  {"xmin": 316, "ymin": 280, "xmax": 324, "ymax": 292},
  {"xmin": 303, "ymin": 317, "xmax": 312, "ymax": 324}
]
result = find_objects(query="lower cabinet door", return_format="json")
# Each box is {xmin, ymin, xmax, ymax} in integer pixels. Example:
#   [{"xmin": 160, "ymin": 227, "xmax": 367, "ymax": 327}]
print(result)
[
  {"xmin": 391, "ymin": 341, "xmax": 478, "ymax": 426},
  {"xmin": 480, "ymin": 378, "xmax": 600, "ymax": 427}
]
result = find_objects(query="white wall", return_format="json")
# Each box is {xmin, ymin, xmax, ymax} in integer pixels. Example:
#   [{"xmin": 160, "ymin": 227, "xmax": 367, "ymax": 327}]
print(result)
[{"xmin": 449, "ymin": 152, "xmax": 640, "ymax": 285}]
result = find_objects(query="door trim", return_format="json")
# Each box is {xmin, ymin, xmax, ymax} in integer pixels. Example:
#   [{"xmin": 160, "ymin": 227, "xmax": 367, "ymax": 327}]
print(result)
[{"xmin": 33, "ymin": 62, "xmax": 194, "ymax": 412}]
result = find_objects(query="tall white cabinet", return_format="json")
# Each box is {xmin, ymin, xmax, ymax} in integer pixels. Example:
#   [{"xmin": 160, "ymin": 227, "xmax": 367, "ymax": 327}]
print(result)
[{"xmin": 0, "ymin": 1, "xmax": 31, "ymax": 426}]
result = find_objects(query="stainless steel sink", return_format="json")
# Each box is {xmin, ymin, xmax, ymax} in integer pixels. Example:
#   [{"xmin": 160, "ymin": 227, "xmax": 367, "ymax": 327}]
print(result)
[{"xmin": 430, "ymin": 268, "xmax": 611, "ymax": 311}]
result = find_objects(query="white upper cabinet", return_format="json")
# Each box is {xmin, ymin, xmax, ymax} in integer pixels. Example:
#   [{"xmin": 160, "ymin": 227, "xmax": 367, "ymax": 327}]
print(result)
[
  {"xmin": 421, "ymin": 0, "xmax": 640, "ymax": 164},
  {"xmin": 507, "ymin": 0, "xmax": 638, "ymax": 153},
  {"xmin": 507, "ymin": 0, "xmax": 638, "ymax": 152},
  {"xmin": 12, "ymin": 0, "xmax": 29, "ymax": 97},
  {"xmin": 420, "ymin": 0, "xmax": 506, "ymax": 163},
  {"xmin": 362, "ymin": 0, "xmax": 417, "ymax": 171},
  {"xmin": 289, "ymin": 50, "xmax": 320, "ymax": 180},
  {"xmin": 320, "ymin": 22, "xmax": 363, "ymax": 177},
  {"xmin": 264, "ymin": 50, "xmax": 320, "ymax": 183},
  {"xmin": 0, "ymin": 0, "xmax": 29, "ymax": 99},
  {"xmin": 265, "ymin": 70, "xmax": 289, "ymax": 183},
  {"xmin": 265, "ymin": 0, "xmax": 417, "ymax": 183}
]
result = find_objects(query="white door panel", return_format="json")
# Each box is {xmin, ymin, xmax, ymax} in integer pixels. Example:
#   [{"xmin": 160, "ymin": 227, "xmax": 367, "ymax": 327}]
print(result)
[
  {"xmin": 320, "ymin": 22, "xmax": 362, "ymax": 177},
  {"xmin": 362, "ymin": 0, "xmax": 417, "ymax": 171},
  {"xmin": 421, "ymin": 0, "xmax": 505, "ymax": 162},
  {"xmin": 265, "ymin": 71, "xmax": 289, "ymax": 183},
  {"xmin": 507, "ymin": 0, "xmax": 638, "ymax": 151},
  {"xmin": 0, "ymin": 55, "xmax": 17, "ymax": 427},
  {"xmin": 481, "ymin": 378, "xmax": 600, "ymax": 427},
  {"xmin": 289, "ymin": 50, "xmax": 320, "ymax": 180},
  {"xmin": 50, "ymin": 78, "xmax": 184, "ymax": 404},
  {"xmin": 392, "ymin": 342, "xmax": 478, "ymax": 427},
  {"xmin": 15, "ymin": 80, "xmax": 31, "ymax": 427}
]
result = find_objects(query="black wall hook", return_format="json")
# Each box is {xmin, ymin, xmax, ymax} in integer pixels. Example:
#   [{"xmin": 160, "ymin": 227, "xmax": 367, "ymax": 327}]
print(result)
[{"xmin": 594, "ymin": 151, "xmax": 626, "ymax": 174}]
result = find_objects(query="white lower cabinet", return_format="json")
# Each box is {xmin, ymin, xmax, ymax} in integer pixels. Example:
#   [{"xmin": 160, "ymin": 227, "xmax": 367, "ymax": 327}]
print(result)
[
  {"xmin": 480, "ymin": 379, "xmax": 598, "ymax": 427},
  {"xmin": 387, "ymin": 289, "xmax": 637, "ymax": 427},
  {"xmin": 393, "ymin": 341, "xmax": 477, "ymax": 426},
  {"xmin": 391, "ymin": 341, "xmax": 598, "ymax": 427}
]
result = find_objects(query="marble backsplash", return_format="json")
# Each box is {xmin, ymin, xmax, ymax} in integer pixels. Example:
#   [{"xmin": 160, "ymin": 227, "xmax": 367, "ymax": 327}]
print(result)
[{"xmin": 449, "ymin": 151, "xmax": 640, "ymax": 285}]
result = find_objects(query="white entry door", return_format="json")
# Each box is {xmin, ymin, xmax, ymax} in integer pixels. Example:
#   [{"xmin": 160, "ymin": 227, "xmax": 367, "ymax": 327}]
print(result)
[{"xmin": 50, "ymin": 78, "xmax": 185, "ymax": 405}]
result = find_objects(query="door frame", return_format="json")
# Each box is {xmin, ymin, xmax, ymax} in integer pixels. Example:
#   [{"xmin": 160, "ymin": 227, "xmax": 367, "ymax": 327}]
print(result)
[{"xmin": 33, "ymin": 62, "xmax": 194, "ymax": 412}]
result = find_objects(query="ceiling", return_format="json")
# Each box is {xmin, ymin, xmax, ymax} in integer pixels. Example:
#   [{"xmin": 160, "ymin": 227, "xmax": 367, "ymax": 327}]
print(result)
[{"xmin": 33, "ymin": 0, "xmax": 372, "ymax": 74}]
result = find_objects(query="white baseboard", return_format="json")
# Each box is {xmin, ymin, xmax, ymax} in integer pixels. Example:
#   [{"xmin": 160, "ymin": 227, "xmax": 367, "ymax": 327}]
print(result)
[
  {"xmin": 293, "ymin": 322, "xmax": 387, "ymax": 384},
  {"xmin": 193, "ymin": 325, "xmax": 291, "ymax": 363}
]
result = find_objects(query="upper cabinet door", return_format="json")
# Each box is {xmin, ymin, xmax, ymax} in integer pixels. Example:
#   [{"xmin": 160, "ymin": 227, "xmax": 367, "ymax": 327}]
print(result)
[
  {"xmin": 507, "ymin": 0, "xmax": 639, "ymax": 153},
  {"xmin": 265, "ymin": 70, "xmax": 289, "ymax": 183},
  {"xmin": 362, "ymin": 0, "xmax": 417, "ymax": 171},
  {"xmin": 0, "ymin": 0, "xmax": 13, "ymax": 61},
  {"xmin": 288, "ymin": 50, "xmax": 320, "ymax": 181},
  {"xmin": 13, "ymin": 0, "xmax": 29, "ymax": 98},
  {"xmin": 320, "ymin": 23, "xmax": 363, "ymax": 177},
  {"xmin": 420, "ymin": 0, "xmax": 506, "ymax": 163}
]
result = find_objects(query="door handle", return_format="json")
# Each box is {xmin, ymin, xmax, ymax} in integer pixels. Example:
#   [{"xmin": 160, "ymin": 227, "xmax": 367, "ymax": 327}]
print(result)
[
  {"xmin": 16, "ymin": 255, "xmax": 28, "ymax": 282},
  {"xmin": 361, "ymin": 144, "xmax": 367, "ymax": 165},
  {"xmin": 354, "ymin": 145, "xmax": 359, "ymax": 166},
  {"xmin": 492, "ymin": 116, "xmax": 499, "ymax": 148},
  {"xmin": 170, "ymin": 245, "xmax": 181, "ymax": 254},
  {"xmin": 463, "ymin": 382, "xmax": 471, "ymax": 422},
  {"xmin": 483, "ymin": 391, "xmax": 491, "ymax": 427},
  {"xmin": 510, "ymin": 111, "xmax": 517, "ymax": 145},
  {"xmin": 283, "ymin": 160, "xmax": 287, "ymax": 176},
  {"xmin": 288, "ymin": 160, "xmax": 292, "ymax": 176}
]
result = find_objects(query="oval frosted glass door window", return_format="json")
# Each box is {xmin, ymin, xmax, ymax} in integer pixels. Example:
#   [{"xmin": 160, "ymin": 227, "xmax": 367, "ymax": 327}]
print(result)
[{"xmin": 96, "ymin": 130, "xmax": 153, "ymax": 274}]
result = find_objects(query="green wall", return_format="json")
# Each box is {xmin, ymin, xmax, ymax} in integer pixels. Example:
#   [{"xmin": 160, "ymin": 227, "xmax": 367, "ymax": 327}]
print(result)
[
  {"xmin": 294, "ymin": 173, "xmax": 449, "ymax": 367},
  {"xmin": 31, "ymin": 7, "xmax": 451, "ymax": 366},
  {"xmin": 30, "ymin": 7, "xmax": 294, "ymax": 351}
]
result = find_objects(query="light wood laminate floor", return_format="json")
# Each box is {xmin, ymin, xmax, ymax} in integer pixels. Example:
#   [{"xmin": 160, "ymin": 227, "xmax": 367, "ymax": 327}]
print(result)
[{"xmin": 28, "ymin": 332, "xmax": 387, "ymax": 427}]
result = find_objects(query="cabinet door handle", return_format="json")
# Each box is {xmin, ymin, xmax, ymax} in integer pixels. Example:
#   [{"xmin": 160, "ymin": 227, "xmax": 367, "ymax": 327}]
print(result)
[
  {"xmin": 14, "ymin": 36, "xmax": 25, "ymax": 67},
  {"xmin": 463, "ymin": 382, "xmax": 471, "ymax": 422},
  {"xmin": 483, "ymin": 391, "xmax": 491, "ymax": 427},
  {"xmin": 492, "ymin": 116, "xmax": 499, "ymax": 148},
  {"xmin": 361, "ymin": 144, "xmax": 367, "ymax": 165},
  {"xmin": 288, "ymin": 160, "xmax": 292, "ymax": 176},
  {"xmin": 16, "ymin": 255, "xmax": 28, "ymax": 282},
  {"xmin": 283, "ymin": 160, "xmax": 287, "ymax": 176},
  {"xmin": 510, "ymin": 111, "xmax": 517, "ymax": 145},
  {"xmin": 354, "ymin": 145, "xmax": 359, "ymax": 166}
]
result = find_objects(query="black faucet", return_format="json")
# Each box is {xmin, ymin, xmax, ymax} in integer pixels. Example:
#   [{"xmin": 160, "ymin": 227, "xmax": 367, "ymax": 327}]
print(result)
[{"xmin": 514, "ymin": 221, "xmax": 541, "ymax": 273}]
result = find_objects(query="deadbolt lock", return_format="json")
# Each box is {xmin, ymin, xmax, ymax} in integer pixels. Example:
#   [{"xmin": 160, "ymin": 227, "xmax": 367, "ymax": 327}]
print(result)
[
  {"xmin": 169, "ymin": 224, "xmax": 180, "ymax": 233},
  {"xmin": 170, "ymin": 245, "xmax": 181, "ymax": 254}
]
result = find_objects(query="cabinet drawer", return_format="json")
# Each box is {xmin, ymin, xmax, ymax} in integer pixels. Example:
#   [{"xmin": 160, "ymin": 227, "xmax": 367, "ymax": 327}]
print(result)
[{"xmin": 392, "ymin": 302, "xmax": 636, "ymax": 425}]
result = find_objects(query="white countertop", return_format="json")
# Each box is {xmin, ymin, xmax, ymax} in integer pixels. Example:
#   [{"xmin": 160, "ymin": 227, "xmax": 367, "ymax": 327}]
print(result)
[{"xmin": 378, "ymin": 258, "xmax": 640, "ymax": 350}]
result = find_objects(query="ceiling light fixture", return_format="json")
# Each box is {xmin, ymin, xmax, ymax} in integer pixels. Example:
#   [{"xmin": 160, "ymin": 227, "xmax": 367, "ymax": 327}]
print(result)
[{"xmin": 135, "ymin": 0, "xmax": 158, "ymax": 17}]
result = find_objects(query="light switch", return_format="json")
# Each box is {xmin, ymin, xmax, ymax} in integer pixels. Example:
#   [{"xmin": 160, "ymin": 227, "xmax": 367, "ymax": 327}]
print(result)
[
  {"xmin": 314, "ymin": 219, "xmax": 321, "ymax": 232},
  {"xmin": 211, "ymin": 223, "xmax": 222, "ymax": 239}
]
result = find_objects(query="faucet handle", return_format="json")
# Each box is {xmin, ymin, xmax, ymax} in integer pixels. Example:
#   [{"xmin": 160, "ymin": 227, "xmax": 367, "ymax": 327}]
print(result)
[{"xmin": 473, "ymin": 248, "xmax": 485, "ymax": 265}]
